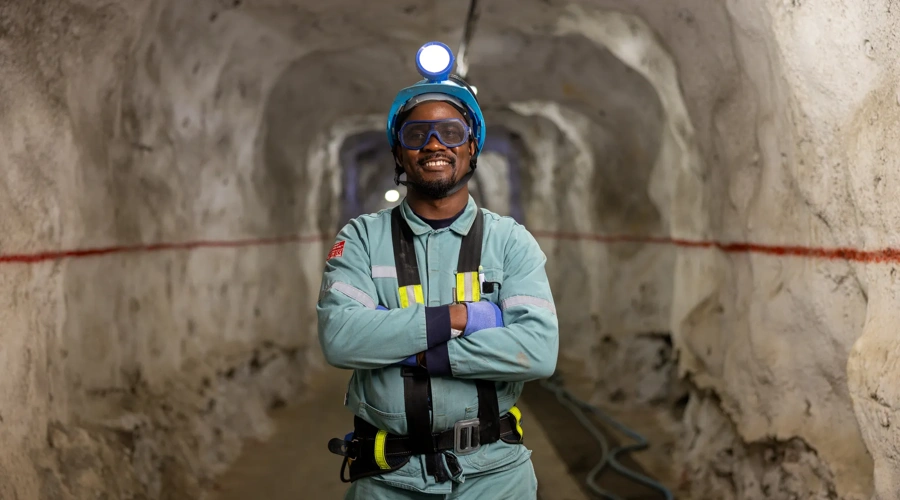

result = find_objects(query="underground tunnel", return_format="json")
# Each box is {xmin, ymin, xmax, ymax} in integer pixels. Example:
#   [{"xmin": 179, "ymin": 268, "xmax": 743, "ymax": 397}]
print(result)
[{"xmin": 2, "ymin": 1, "xmax": 898, "ymax": 499}]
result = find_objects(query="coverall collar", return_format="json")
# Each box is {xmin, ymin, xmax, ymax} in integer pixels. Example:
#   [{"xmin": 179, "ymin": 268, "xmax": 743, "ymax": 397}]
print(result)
[{"xmin": 400, "ymin": 195, "xmax": 478, "ymax": 237}]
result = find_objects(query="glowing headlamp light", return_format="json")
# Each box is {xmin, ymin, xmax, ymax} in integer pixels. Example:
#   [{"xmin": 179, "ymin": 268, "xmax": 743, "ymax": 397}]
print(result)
[{"xmin": 416, "ymin": 41, "xmax": 455, "ymax": 82}]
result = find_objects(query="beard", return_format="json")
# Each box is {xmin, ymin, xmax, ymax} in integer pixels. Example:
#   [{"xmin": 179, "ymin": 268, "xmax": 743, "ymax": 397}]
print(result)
[
  {"xmin": 405, "ymin": 158, "xmax": 461, "ymax": 199},
  {"xmin": 407, "ymin": 171, "xmax": 458, "ymax": 199}
]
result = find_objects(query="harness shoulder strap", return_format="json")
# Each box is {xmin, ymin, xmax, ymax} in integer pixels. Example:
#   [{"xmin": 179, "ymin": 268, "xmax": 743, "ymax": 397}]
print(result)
[
  {"xmin": 454, "ymin": 209, "xmax": 483, "ymax": 303},
  {"xmin": 391, "ymin": 207, "xmax": 420, "ymax": 287},
  {"xmin": 456, "ymin": 208, "xmax": 483, "ymax": 273},
  {"xmin": 456, "ymin": 210, "xmax": 501, "ymax": 444},
  {"xmin": 391, "ymin": 207, "xmax": 423, "ymax": 307},
  {"xmin": 391, "ymin": 207, "xmax": 443, "ymax": 477}
]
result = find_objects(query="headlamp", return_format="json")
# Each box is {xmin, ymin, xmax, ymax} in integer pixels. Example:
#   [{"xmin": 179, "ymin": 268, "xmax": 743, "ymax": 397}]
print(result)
[
  {"xmin": 387, "ymin": 40, "xmax": 485, "ymax": 153},
  {"xmin": 416, "ymin": 41, "xmax": 455, "ymax": 82}
]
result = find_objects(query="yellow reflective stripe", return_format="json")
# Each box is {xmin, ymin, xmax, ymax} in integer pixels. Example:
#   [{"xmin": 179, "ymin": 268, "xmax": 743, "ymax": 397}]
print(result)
[
  {"xmin": 455, "ymin": 272, "xmax": 481, "ymax": 302},
  {"xmin": 398, "ymin": 285, "xmax": 424, "ymax": 308},
  {"xmin": 374, "ymin": 430, "xmax": 391, "ymax": 470},
  {"xmin": 509, "ymin": 405, "xmax": 524, "ymax": 440}
]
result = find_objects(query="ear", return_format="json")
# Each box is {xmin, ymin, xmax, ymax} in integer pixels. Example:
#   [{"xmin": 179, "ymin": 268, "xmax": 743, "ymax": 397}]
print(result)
[
  {"xmin": 468, "ymin": 139, "xmax": 476, "ymax": 157},
  {"xmin": 392, "ymin": 146, "xmax": 403, "ymax": 168}
]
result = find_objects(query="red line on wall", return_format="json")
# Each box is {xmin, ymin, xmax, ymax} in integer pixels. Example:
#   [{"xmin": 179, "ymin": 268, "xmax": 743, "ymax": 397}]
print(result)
[
  {"xmin": 0, "ymin": 230, "xmax": 896, "ymax": 266},
  {"xmin": 531, "ymin": 231, "xmax": 900, "ymax": 265},
  {"xmin": 0, "ymin": 234, "xmax": 328, "ymax": 264}
]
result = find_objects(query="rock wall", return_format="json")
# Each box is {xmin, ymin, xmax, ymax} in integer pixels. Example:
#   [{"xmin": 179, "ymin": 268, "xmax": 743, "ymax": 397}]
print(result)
[
  {"xmin": 510, "ymin": 1, "xmax": 895, "ymax": 499},
  {"xmin": 0, "ymin": 1, "xmax": 327, "ymax": 498},
  {"xmin": 469, "ymin": 1, "xmax": 896, "ymax": 498}
]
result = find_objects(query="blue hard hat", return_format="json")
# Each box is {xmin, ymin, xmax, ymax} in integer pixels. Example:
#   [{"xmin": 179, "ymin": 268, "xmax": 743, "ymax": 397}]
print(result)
[{"xmin": 386, "ymin": 41, "xmax": 485, "ymax": 154}]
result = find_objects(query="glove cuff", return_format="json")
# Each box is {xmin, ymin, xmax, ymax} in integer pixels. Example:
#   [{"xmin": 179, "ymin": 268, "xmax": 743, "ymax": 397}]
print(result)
[{"xmin": 463, "ymin": 300, "xmax": 501, "ymax": 336}]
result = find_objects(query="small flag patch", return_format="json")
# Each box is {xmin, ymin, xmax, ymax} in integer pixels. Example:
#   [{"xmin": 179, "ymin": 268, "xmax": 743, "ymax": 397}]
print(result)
[{"xmin": 328, "ymin": 240, "xmax": 345, "ymax": 260}]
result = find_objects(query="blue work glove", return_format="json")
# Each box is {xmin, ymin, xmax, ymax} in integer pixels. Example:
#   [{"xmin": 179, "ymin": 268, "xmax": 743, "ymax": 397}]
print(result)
[
  {"xmin": 377, "ymin": 305, "xmax": 419, "ymax": 367},
  {"xmin": 397, "ymin": 355, "xmax": 419, "ymax": 367},
  {"xmin": 463, "ymin": 300, "xmax": 503, "ymax": 337}
]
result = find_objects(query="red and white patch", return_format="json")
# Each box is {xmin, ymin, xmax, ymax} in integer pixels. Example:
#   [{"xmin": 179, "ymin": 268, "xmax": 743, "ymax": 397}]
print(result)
[{"xmin": 328, "ymin": 240, "xmax": 346, "ymax": 260}]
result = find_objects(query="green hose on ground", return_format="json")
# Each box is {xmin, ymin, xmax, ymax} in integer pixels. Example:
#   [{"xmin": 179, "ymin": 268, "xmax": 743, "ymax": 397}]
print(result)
[{"xmin": 538, "ymin": 373, "xmax": 675, "ymax": 500}]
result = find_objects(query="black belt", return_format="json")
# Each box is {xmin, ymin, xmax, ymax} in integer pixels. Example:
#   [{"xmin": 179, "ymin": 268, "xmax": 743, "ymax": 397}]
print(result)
[{"xmin": 334, "ymin": 412, "xmax": 522, "ymax": 461}]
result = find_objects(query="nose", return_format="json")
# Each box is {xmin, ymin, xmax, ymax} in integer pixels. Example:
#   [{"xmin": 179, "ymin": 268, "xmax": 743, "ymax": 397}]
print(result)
[{"xmin": 422, "ymin": 132, "xmax": 446, "ymax": 151}]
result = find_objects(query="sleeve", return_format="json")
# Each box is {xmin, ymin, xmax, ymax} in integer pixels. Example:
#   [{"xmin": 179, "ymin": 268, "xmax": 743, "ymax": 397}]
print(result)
[
  {"xmin": 316, "ymin": 220, "xmax": 452, "ymax": 369},
  {"xmin": 443, "ymin": 224, "xmax": 559, "ymax": 382}
]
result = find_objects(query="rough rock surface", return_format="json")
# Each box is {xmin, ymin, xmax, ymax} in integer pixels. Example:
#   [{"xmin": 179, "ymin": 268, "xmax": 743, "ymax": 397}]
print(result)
[
  {"xmin": 0, "ymin": 1, "xmax": 322, "ymax": 498},
  {"xmin": 477, "ymin": 1, "xmax": 885, "ymax": 498},
  {"xmin": 2, "ymin": 0, "xmax": 898, "ymax": 499}
]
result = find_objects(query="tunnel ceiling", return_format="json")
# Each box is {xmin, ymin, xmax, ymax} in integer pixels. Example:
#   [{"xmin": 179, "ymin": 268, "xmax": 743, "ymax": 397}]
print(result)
[{"xmin": 259, "ymin": 3, "xmax": 667, "ymax": 237}]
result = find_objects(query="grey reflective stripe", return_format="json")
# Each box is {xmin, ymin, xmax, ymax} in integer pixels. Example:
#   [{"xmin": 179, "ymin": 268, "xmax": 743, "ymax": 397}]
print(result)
[
  {"xmin": 464, "ymin": 273, "xmax": 474, "ymax": 302},
  {"xmin": 403, "ymin": 286, "xmax": 417, "ymax": 305},
  {"xmin": 501, "ymin": 295, "xmax": 557, "ymax": 315},
  {"xmin": 330, "ymin": 281, "xmax": 376, "ymax": 309},
  {"xmin": 371, "ymin": 266, "xmax": 397, "ymax": 278}
]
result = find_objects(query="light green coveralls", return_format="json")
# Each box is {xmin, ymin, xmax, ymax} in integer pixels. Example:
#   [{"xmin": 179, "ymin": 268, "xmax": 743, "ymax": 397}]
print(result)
[{"xmin": 317, "ymin": 196, "xmax": 559, "ymax": 498}]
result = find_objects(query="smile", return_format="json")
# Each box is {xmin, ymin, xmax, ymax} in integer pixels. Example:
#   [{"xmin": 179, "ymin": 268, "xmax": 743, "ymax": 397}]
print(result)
[{"xmin": 422, "ymin": 159, "xmax": 452, "ymax": 168}]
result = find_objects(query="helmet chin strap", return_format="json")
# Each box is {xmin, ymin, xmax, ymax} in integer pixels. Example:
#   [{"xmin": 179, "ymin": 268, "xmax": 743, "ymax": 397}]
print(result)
[{"xmin": 394, "ymin": 159, "xmax": 477, "ymax": 199}]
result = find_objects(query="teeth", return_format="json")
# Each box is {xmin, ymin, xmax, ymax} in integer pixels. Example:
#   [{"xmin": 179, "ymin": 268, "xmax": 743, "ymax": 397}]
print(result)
[{"xmin": 425, "ymin": 160, "xmax": 450, "ymax": 167}]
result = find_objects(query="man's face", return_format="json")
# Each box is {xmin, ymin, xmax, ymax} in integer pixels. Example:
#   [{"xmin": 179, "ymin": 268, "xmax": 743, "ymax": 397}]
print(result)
[{"xmin": 395, "ymin": 101, "xmax": 476, "ymax": 199}]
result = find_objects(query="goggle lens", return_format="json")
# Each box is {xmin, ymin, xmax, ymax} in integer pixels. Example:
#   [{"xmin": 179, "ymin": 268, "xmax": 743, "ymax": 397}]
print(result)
[{"xmin": 399, "ymin": 119, "xmax": 470, "ymax": 149}]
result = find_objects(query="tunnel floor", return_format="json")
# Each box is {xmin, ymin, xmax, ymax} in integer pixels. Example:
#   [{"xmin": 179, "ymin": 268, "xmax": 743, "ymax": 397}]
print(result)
[
  {"xmin": 520, "ymin": 382, "xmax": 676, "ymax": 500},
  {"xmin": 209, "ymin": 368, "xmax": 681, "ymax": 500}
]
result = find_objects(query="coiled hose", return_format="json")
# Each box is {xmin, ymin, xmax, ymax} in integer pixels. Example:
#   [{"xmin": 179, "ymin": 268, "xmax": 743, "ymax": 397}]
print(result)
[{"xmin": 538, "ymin": 373, "xmax": 675, "ymax": 500}]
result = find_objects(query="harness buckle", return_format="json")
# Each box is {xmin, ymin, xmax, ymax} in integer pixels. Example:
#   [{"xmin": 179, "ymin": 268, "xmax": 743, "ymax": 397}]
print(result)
[{"xmin": 453, "ymin": 418, "xmax": 481, "ymax": 455}]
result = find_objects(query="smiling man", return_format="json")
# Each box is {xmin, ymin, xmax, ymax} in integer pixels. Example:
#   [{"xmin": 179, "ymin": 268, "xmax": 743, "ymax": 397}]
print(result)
[
  {"xmin": 392, "ymin": 98, "xmax": 473, "ymax": 201},
  {"xmin": 319, "ymin": 41, "xmax": 559, "ymax": 499}
]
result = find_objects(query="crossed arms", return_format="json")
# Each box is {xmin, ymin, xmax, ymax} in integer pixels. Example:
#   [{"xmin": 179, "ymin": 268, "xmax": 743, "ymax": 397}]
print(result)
[{"xmin": 316, "ymin": 220, "xmax": 559, "ymax": 383}]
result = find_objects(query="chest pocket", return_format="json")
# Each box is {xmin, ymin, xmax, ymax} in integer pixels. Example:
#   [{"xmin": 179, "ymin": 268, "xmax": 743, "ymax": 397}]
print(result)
[{"xmin": 478, "ymin": 269, "xmax": 503, "ymax": 302}]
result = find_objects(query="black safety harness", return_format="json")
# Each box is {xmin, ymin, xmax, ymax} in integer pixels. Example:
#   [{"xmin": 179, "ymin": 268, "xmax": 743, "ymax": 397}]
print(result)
[{"xmin": 327, "ymin": 205, "xmax": 524, "ymax": 483}]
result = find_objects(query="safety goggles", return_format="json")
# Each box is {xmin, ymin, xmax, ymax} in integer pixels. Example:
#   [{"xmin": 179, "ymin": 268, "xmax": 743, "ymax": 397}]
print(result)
[{"xmin": 398, "ymin": 118, "xmax": 471, "ymax": 150}]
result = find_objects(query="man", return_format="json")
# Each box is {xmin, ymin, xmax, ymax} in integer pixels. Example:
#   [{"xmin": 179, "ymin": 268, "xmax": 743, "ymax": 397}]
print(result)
[{"xmin": 318, "ymin": 41, "xmax": 559, "ymax": 499}]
